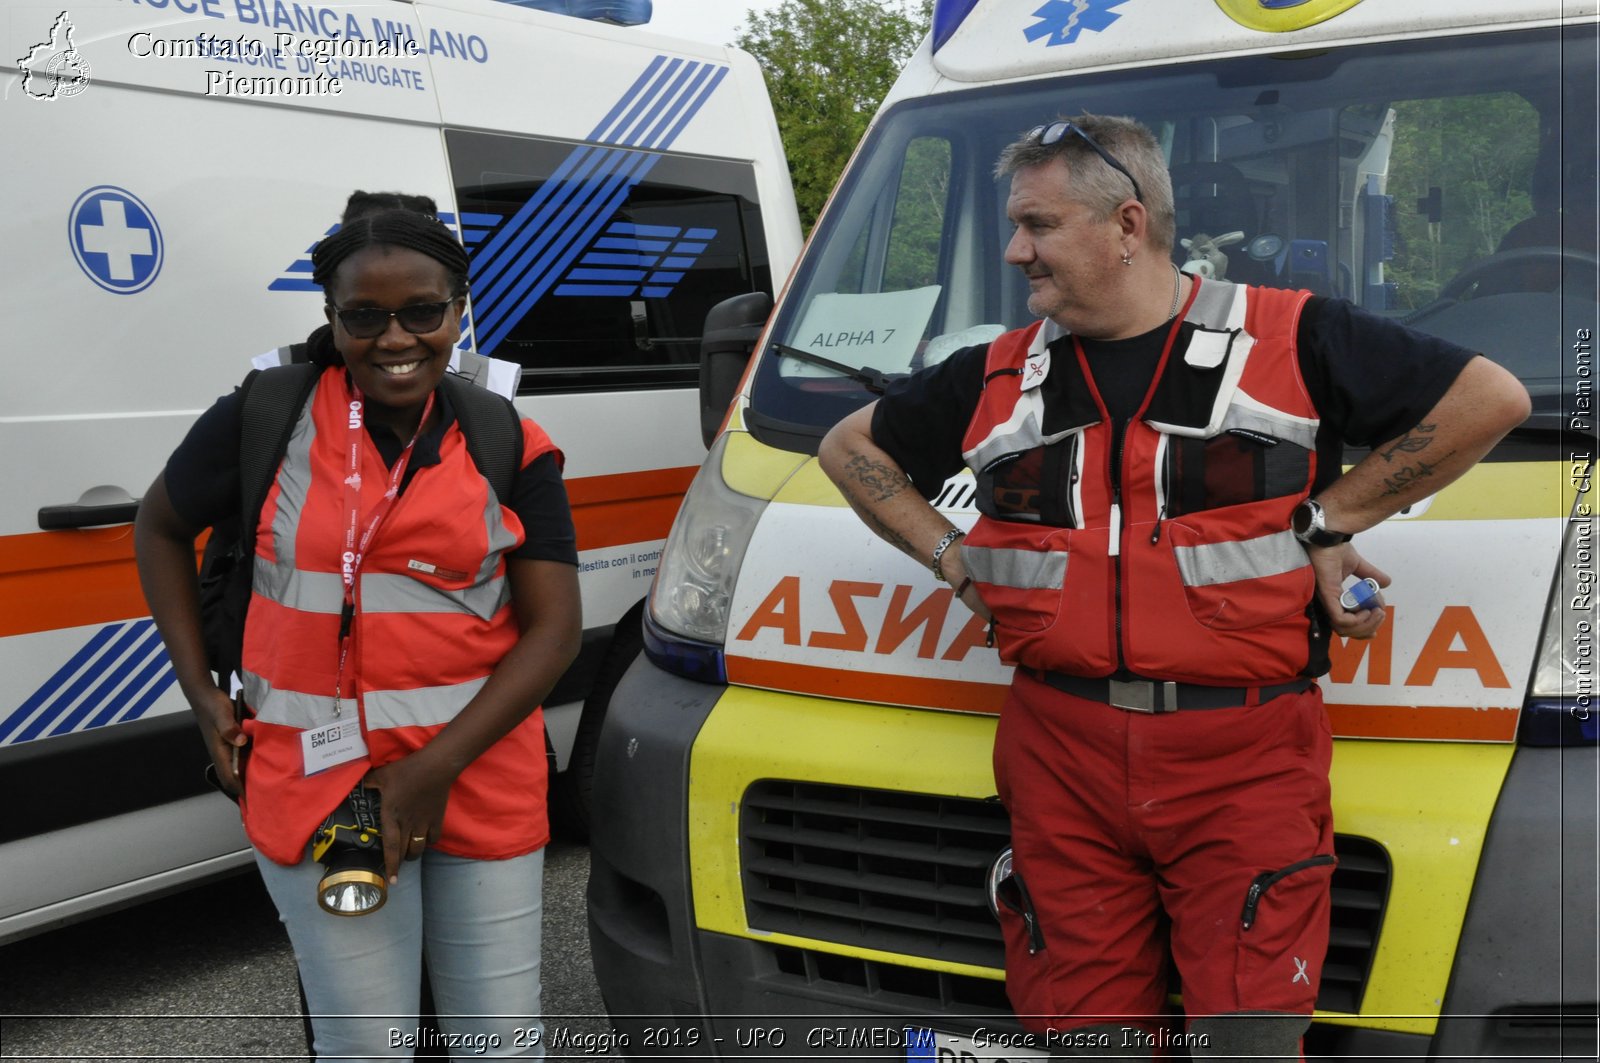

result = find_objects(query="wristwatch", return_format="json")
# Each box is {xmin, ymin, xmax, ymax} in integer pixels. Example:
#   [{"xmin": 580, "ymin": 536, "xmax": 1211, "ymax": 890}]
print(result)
[{"xmin": 1291, "ymin": 498, "xmax": 1353, "ymax": 548}]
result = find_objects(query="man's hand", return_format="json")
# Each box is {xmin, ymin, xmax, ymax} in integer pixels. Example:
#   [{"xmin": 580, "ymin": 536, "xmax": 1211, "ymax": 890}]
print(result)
[{"xmin": 1307, "ymin": 542, "xmax": 1390, "ymax": 639}]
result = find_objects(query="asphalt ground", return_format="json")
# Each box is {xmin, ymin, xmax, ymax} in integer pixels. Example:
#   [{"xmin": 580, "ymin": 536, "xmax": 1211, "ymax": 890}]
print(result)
[{"xmin": 0, "ymin": 838, "xmax": 622, "ymax": 1061}]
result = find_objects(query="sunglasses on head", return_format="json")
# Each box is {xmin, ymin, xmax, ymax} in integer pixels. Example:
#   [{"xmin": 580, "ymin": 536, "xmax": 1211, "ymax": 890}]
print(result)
[
  {"xmin": 1028, "ymin": 120, "xmax": 1144, "ymax": 204},
  {"xmin": 330, "ymin": 300, "xmax": 454, "ymax": 339}
]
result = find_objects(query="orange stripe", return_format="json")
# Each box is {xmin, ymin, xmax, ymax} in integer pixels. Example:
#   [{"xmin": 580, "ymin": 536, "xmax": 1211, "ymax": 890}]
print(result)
[
  {"xmin": 726, "ymin": 655, "xmax": 1009, "ymax": 714},
  {"xmin": 1325, "ymin": 702, "xmax": 1520, "ymax": 742},
  {"xmin": 567, "ymin": 466, "xmax": 696, "ymax": 551},
  {"xmin": 726, "ymin": 658, "xmax": 1523, "ymax": 741},
  {"xmin": 0, "ymin": 466, "xmax": 698, "ymax": 639}
]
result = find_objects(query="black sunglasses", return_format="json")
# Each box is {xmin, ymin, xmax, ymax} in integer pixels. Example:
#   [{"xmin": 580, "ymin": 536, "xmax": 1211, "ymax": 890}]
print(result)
[
  {"xmin": 1028, "ymin": 120, "xmax": 1144, "ymax": 204},
  {"xmin": 330, "ymin": 300, "xmax": 454, "ymax": 339}
]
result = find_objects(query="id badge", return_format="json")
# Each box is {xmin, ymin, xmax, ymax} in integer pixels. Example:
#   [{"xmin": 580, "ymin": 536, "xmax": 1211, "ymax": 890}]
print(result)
[{"xmin": 301, "ymin": 708, "xmax": 368, "ymax": 776}]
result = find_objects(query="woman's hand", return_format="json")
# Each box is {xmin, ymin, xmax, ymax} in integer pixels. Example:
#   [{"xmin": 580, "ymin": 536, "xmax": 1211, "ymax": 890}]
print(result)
[
  {"xmin": 135, "ymin": 474, "xmax": 252, "ymax": 794},
  {"xmin": 194, "ymin": 686, "xmax": 248, "ymax": 796},
  {"xmin": 365, "ymin": 751, "xmax": 457, "ymax": 884}
]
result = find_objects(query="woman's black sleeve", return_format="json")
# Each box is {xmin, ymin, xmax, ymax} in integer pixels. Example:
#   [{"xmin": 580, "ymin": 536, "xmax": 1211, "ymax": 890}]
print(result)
[
  {"xmin": 162, "ymin": 390, "xmax": 246, "ymax": 530},
  {"xmin": 509, "ymin": 452, "xmax": 578, "ymax": 565}
]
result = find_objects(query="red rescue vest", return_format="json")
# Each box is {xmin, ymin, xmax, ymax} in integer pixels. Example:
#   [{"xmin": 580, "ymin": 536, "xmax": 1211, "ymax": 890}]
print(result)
[
  {"xmin": 959, "ymin": 281, "xmax": 1321, "ymax": 685},
  {"xmin": 238, "ymin": 367, "xmax": 559, "ymax": 864}
]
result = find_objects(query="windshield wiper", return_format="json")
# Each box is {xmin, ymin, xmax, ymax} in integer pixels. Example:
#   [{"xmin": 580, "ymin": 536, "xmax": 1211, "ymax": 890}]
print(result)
[{"xmin": 771, "ymin": 343, "xmax": 899, "ymax": 395}]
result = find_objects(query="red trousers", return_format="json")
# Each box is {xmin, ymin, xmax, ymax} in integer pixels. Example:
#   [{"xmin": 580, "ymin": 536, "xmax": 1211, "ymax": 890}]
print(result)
[{"xmin": 992, "ymin": 671, "xmax": 1335, "ymax": 1030}]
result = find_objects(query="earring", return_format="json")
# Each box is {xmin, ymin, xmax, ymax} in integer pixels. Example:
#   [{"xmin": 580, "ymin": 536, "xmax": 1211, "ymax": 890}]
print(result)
[{"xmin": 1120, "ymin": 252, "xmax": 1134, "ymax": 266}]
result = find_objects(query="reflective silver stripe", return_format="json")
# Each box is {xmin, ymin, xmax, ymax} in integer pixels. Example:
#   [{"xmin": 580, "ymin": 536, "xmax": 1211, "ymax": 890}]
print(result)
[
  {"xmin": 266, "ymin": 392, "xmax": 321, "ymax": 575},
  {"xmin": 478, "ymin": 487, "xmax": 521, "ymax": 586},
  {"xmin": 1219, "ymin": 393, "xmax": 1319, "ymax": 450},
  {"xmin": 365, "ymin": 677, "xmax": 487, "ymax": 730},
  {"xmin": 964, "ymin": 390, "xmax": 1079, "ymax": 473},
  {"xmin": 1184, "ymin": 278, "xmax": 1242, "ymax": 330},
  {"xmin": 252, "ymin": 561, "xmax": 344, "ymax": 614},
  {"xmin": 1173, "ymin": 529, "xmax": 1306, "ymax": 587},
  {"xmin": 963, "ymin": 544, "xmax": 1069, "ymax": 590},
  {"xmin": 243, "ymin": 671, "xmax": 338, "ymax": 730},
  {"xmin": 243, "ymin": 671, "xmax": 487, "ymax": 730},
  {"xmin": 360, "ymin": 572, "xmax": 510, "ymax": 620}
]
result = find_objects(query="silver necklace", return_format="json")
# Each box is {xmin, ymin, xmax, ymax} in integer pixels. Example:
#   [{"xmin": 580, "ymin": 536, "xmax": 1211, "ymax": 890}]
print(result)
[{"xmin": 1168, "ymin": 263, "xmax": 1183, "ymax": 321}]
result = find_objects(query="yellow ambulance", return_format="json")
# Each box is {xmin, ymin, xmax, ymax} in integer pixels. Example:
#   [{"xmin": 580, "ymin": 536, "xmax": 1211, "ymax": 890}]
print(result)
[{"xmin": 588, "ymin": 0, "xmax": 1598, "ymax": 1057}]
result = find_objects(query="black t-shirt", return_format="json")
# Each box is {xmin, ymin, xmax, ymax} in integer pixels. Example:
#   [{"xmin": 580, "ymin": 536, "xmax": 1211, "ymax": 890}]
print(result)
[
  {"xmin": 873, "ymin": 296, "xmax": 1478, "ymax": 500},
  {"xmin": 164, "ymin": 376, "xmax": 578, "ymax": 565}
]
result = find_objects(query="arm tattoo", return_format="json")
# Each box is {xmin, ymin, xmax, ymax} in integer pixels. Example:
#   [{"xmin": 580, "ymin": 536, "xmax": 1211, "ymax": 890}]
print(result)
[
  {"xmin": 1379, "ymin": 450, "xmax": 1456, "ymax": 497},
  {"xmin": 859, "ymin": 508, "xmax": 916, "ymax": 558},
  {"xmin": 1379, "ymin": 422, "xmax": 1436, "ymax": 463},
  {"xmin": 843, "ymin": 453, "xmax": 911, "ymax": 504}
]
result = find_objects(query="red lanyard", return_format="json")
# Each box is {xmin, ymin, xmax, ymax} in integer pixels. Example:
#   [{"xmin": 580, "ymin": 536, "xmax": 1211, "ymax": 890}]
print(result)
[{"xmin": 332, "ymin": 387, "xmax": 436, "ymax": 715}]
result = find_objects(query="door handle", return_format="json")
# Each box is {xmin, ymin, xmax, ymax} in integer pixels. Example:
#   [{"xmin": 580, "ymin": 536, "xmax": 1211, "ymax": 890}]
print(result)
[{"xmin": 38, "ymin": 486, "xmax": 141, "ymax": 529}]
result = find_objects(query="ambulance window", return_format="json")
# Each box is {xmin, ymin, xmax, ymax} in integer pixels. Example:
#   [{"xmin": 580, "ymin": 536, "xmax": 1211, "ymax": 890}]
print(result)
[
  {"xmin": 446, "ymin": 129, "xmax": 774, "ymax": 393},
  {"xmin": 837, "ymin": 136, "xmax": 953, "ymax": 295},
  {"xmin": 1379, "ymin": 94, "xmax": 1541, "ymax": 311}
]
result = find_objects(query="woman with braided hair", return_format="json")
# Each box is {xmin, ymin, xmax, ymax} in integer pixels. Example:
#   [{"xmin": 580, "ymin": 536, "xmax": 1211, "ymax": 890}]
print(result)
[{"xmin": 136, "ymin": 208, "xmax": 580, "ymax": 1058}]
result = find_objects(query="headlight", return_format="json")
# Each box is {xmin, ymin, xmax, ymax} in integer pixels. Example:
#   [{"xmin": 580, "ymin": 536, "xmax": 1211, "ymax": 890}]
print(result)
[
  {"xmin": 649, "ymin": 434, "xmax": 769, "ymax": 645},
  {"xmin": 1522, "ymin": 460, "xmax": 1596, "ymax": 744}
]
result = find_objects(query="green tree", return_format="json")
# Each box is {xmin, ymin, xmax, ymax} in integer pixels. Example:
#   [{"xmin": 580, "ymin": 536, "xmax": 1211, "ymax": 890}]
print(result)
[{"xmin": 737, "ymin": 0, "xmax": 930, "ymax": 232}]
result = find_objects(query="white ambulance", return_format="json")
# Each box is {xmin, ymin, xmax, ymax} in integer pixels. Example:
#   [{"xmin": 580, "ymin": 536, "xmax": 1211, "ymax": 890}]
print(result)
[
  {"xmin": 588, "ymin": 0, "xmax": 1598, "ymax": 1058},
  {"xmin": 0, "ymin": 0, "xmax": 800, "ymax": 943}
]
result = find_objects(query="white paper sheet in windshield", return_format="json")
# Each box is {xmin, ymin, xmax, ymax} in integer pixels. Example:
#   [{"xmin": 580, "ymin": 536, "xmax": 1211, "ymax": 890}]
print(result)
[{"xmin": 782, "ymin": 287, "xmax": 940, "ymax": 378}]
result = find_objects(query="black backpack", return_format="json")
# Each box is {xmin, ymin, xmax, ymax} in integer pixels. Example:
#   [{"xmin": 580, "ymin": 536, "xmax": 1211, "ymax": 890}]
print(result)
[{"xmin": 197, "ymin": 362, "xmax": 523, "ymax": 686}]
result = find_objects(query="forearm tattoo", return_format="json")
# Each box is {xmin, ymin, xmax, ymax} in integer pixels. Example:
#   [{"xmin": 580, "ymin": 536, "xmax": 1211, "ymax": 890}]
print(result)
[
  {"xmin": 1379, "ymin": 450, "xmax": 1457, "ymax": 498},
  {"xmin": 1379, "ymin": 422, "xmax": 1436, "ymax": 463},
  {"xmin": 843, "ymin": 453, "xmax": 910, "ymax": 504},
  {"xmin": 1377, "ymin": 423, "xmax": 1454, "ymax": 498},
  {"xmin": 840, "ymin": 453, "xmax": 916, "ymax": 557}
]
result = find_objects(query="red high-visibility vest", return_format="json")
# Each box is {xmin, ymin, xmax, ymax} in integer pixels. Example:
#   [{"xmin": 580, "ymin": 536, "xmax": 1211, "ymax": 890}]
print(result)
[
  {"xmin": 238, "ymin": 367, "xmax": 560, "ymax": 864},
  {"xmin": 959, "ymin": 281, "xmax": 1322, "ymax": 684}
]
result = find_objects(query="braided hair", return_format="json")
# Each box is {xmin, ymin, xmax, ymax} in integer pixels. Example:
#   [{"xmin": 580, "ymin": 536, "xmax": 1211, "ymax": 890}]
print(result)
[{"xmin": 311, "ymin": 208, "xmax": 471, "ymax": 299}]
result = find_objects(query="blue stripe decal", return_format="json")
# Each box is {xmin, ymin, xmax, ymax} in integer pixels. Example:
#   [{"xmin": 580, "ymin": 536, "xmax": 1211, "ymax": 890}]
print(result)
[
  {"xmin": 83, "ymin": 636, "xmax": 175, "ymax": 731},
  {"xmin": 477, "ymin": 153, "xmax": 660, "ymax": 353},
  {"xmin": 18, "ymin": 621, "xmax": 155, "ymax": 741},
  {"xmin": 2, "ymin": 621, "xmax": 176, "ymax": 745},
  {"xmin": 47, "ymin": 623, "xmax": 165, "ymax": 736},
  {"xmin": 0, "ymin": 624, "xmax": 123, "ymax": 743},
  {"xmin": 588, "ymin": 53, "xmax": 670, "ymax": 141},
  {"xmin": 467, "ymin": 54, "xmax": 728, "ymax": 355},
  {"xmin": 556, "ymin": 284, "xmax": 639, "ymax": 296}
]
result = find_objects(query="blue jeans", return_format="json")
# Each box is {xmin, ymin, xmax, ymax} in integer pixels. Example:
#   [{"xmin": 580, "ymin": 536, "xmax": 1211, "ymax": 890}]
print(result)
[{"xmin": 255, "ymin": 846, "xmax": 545, "ymax": 1061}]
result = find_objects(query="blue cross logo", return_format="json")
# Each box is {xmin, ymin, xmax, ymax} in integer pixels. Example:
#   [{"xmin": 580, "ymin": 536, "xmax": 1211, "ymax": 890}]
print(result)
[{"xmin": 69, "ymin": 186, "xmax": 163, "ymax": 294}]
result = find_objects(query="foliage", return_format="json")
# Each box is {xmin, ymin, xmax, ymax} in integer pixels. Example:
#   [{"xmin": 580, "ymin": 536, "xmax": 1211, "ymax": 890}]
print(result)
[
  {"xmin": 1385, "ymin": 93, "xmax": 1538, "ymax": 308},
  {"xmin": 737, "ymin": 0, "xmax": 931, "ymax": 232}
]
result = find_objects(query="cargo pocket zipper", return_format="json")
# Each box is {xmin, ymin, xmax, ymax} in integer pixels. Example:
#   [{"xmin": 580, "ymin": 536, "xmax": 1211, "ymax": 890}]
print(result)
[{"xmin": 1241, "ymin": 854, "xmax": 1336, "ymax": 930}]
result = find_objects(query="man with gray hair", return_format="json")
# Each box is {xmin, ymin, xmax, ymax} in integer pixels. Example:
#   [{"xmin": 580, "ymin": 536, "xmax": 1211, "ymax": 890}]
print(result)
[{"xmin": 820, "ymin": 113, "xmax": 1529, "ymax": 1058}]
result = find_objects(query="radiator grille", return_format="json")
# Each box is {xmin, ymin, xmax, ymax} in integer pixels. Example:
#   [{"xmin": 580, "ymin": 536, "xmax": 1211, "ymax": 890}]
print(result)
[{"xmin": 741, "ymin": 781, "xmax": 1390, "ymax": 1014}]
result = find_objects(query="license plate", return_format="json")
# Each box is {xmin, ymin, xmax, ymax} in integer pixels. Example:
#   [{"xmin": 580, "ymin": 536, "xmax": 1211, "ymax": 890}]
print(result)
[{"xmin": 905, "ymin": 1027, "xmax": 1049, "ymax": 1062}]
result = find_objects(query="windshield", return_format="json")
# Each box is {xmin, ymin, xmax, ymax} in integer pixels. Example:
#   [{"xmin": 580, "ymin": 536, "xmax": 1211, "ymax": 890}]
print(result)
[{"xmin": 747, "ymin": 25, "xmax": 1596, "ymax": 450}]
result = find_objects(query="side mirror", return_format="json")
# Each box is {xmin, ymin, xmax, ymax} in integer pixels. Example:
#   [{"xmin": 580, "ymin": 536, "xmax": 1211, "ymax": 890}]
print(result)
[{"xmin": 698, "ymin": 291, "xmax": 773, "ymax": 448}]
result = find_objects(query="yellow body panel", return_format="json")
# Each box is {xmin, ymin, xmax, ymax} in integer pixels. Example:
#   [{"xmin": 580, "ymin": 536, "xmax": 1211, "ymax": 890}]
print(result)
[{"xmin": 688, "ymin": 689, "xmax": 1516, "ymax": 1034}]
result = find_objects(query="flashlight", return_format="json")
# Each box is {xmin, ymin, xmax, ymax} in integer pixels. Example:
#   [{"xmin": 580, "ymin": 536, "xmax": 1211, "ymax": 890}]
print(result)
[{"xmin": 312, "ymin": 783, "xmax": 387, "ymax": 916}]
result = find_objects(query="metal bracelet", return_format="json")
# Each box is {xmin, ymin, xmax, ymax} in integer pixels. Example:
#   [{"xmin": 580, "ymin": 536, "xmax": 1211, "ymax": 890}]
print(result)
[{"xmin": 930, "ymin": 527, "xmax": 964, "ymax": 582}]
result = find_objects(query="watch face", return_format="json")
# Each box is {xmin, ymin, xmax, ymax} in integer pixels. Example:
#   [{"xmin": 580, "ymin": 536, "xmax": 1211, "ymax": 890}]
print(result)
[{"xmin": 1293, "ymin": 500, "xmax": 1316, "ymax": 536}]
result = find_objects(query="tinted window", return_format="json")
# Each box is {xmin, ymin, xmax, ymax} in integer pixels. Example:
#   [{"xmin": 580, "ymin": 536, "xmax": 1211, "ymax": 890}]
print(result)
[
  {"xmin": 750, "ymin": 25, "xmax": 1596, "ymax": 446},
  {"xmin": 448, "ymin": 129, "xmax": 774, "ymax": 393}
]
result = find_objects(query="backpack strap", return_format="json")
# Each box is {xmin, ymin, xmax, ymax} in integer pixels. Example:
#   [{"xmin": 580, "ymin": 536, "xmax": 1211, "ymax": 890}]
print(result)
[
  {"xmin": 237, "ymin": 363, "xmax": 322, "ymax": 547},
  {"xmin": 440, "ymin": 373, "xmax": 523, "ymax": 506}
]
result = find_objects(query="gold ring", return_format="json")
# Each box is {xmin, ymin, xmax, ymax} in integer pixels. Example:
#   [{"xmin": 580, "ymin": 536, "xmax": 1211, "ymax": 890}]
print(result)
[{"xmin": 411, "ymin": 835, "xmax": 427, "ymax": 844}]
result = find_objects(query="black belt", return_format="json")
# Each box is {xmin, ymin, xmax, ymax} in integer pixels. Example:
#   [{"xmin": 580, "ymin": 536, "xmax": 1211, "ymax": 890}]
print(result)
[{"xmin": 1032, "ymin": 670, "xmax": 1314, "ymax": 713}]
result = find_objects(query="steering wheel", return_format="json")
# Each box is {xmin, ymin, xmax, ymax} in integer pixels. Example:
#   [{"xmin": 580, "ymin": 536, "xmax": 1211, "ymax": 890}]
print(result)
[
  {"xmin": 1438, "ymin": 246, "xmax": 1596, "ymax": 300},
  {"xmin": 1404, "ymin": 246, "xmax": 1598, "ymax": 324}
]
